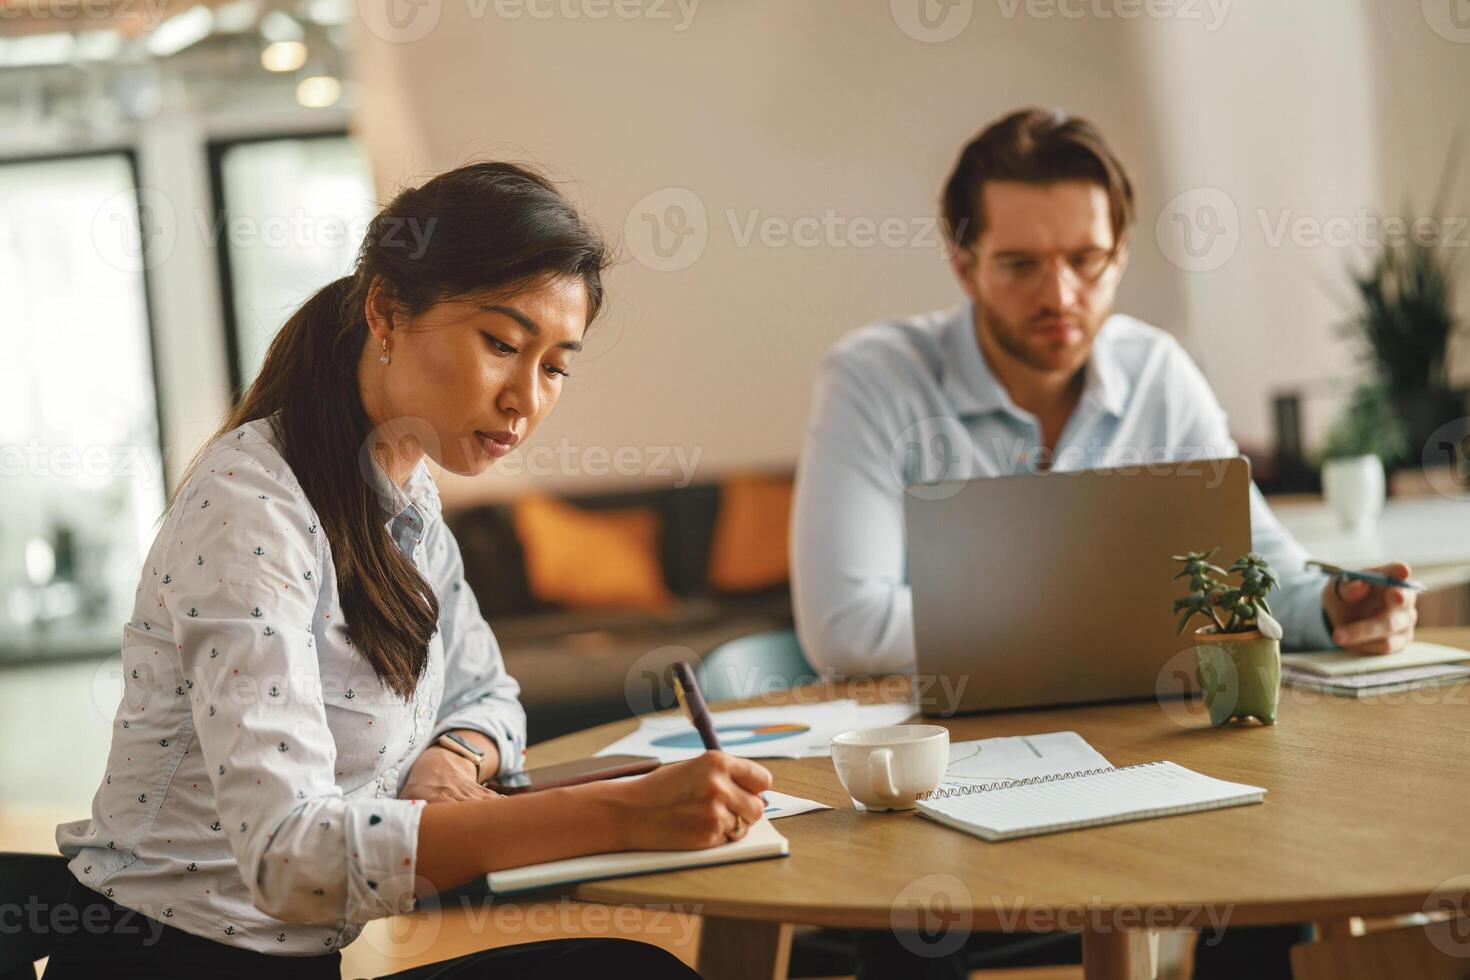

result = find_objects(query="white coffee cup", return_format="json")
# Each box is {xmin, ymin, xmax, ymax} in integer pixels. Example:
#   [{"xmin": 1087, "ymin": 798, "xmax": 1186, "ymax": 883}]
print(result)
[{"xmin": 830, "ymin": 724, "xmax": 949, "ymax": 811}]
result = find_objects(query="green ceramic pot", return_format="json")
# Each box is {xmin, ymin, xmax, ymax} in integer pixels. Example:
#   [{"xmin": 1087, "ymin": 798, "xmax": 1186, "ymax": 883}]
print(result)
[{"xmin": 1191, "ymin": 628, "xmax": 1282, "ymax": 726}]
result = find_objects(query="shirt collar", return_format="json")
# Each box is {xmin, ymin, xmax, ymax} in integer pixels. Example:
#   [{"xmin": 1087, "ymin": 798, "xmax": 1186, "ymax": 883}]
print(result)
[
  {"xmin": 367, "ymin": 453, "xmax": 441, "ymax": 527},
  {"xmin": 940, "ymin": 302, "xmax": 1128, "ymax": 419},
  {"xmin": 940, "ymin": 301, "xmax": 1011, "ymax": 416},
  {"xmin": 1080, "ymin": 324, "xmax": 1128, "ymax": 417}
]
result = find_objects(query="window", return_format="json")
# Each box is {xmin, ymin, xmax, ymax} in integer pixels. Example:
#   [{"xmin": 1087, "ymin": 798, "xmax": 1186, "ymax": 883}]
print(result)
[
  {"xmin": 0, "ymin": 152, "xmax": 165, "ymax": 661},
  {"xmin": 210, "ymin": 133, "xmax": 376, "ymax": 391}
]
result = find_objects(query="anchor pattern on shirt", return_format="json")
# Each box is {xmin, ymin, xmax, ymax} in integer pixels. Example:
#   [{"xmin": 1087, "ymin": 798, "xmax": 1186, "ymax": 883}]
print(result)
[{"xmin": 80, "ymin": 427, "xmax": 519, "ymax": 952}]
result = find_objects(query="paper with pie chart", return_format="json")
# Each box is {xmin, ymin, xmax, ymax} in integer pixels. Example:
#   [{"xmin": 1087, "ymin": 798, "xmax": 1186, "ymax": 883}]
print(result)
[
  {"xmin": 650, "ymin": 721, "xmax": 810, "ymax": 751},
  {"xmin": 596, "ymin": 699, "xmax": 916, "ymax": 762}
]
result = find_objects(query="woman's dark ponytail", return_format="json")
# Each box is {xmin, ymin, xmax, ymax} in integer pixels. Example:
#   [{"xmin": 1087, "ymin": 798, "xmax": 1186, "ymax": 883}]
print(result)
[{"xmin": 167, "ymin": 164, "xmax": 608, "ymax": 699}]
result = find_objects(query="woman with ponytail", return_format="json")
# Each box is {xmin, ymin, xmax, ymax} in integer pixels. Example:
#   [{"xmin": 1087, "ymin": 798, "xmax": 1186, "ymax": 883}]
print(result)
[{"xmin": 45, "ymin": 163, "xmax": 768, "ymax": 979}]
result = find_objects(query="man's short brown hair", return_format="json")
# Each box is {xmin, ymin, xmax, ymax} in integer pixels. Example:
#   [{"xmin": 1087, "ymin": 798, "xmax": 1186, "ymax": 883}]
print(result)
[{"xmin": 941, "ymin": 107, "xmax": 1134, "ymax": 253}]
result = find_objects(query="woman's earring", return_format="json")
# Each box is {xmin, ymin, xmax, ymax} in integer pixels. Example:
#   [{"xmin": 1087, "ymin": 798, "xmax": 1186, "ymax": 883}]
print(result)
[{"xmin": 378, "ymin": 339, "xmax": 390, "ymax": 365}]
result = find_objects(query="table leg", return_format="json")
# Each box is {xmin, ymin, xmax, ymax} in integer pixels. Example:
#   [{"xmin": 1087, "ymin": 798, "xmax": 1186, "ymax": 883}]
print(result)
[
  {"xmin": 1082, "ymin": 926, "xmax": 1156, "ymax": 980},
  {"xmin": 696, "ymin": 916, "xmax": 792, "ymax": 980}
]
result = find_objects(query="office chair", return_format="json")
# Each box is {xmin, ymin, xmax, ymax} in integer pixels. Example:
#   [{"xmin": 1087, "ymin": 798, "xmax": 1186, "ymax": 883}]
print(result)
[
  {"xmin": 696, "ymin": 629, "xmax": 817, "ymax": 703},
  {"xmin": 0, "ymin": 852, "xmax": 74, "ymax": 980}
]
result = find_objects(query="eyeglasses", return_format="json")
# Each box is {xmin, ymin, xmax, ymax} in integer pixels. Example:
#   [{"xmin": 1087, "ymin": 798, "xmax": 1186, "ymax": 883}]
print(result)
[{"xmin": 984, "ymin": 248, "xmax": 1120, "ymax": 293}]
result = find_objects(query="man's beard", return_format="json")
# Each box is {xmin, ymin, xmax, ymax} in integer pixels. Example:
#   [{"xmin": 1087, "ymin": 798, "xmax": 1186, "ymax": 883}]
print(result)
[{"xmin": 976, "ymin": 296, "xmax": 1103, "ymax": 373}]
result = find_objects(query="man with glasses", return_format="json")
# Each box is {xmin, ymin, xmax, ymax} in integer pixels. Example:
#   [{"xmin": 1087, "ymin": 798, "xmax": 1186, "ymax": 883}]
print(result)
[{"xmin": 790, "ymin": 108, "xmax": 1417, "ymax": 978}]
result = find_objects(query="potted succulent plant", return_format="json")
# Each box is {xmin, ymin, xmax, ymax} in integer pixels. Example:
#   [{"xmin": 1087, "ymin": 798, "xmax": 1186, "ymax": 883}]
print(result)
[{"xmin": 1173, "ymin": 549, "xmax": 1284, "ymax": 726}]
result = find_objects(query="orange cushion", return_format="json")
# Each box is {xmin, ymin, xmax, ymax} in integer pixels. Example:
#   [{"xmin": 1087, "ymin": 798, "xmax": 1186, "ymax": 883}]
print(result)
[
  {"xmin": 512, "ymin": 494, "xmax": 673, "ymax": 612},
  {"xmin": 707, "ymin": 475, "xmax": 795, "ymax": 592}
]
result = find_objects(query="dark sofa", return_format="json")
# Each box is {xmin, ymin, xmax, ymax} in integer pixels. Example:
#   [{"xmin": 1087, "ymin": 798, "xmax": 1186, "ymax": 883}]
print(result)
[{"xmin": 444, "ymin": 481, "xmax": 793, "ymax": 745}]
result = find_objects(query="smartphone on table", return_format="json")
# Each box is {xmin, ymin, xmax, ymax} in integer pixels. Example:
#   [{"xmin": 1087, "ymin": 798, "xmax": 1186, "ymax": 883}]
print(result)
[{"xmin": 485, "ymin": 754, "xmax": 659, "ymax": 794}]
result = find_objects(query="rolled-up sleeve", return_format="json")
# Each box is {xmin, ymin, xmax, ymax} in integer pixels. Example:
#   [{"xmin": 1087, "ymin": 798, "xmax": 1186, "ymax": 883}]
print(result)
[
  {"xmin": 791, "ymin": 357, "xmax": 919, "ymax": 676},
  {"xmin": 1248, "ymin": 486, "xmax": 1336, "ymax": 649},
  {"xmin": 163, "ymin": 449, "xmax": 424, "ymax": 924},
  {"xmin": 420, "ymin": 517, "xmax": 527, "ymax": 778}
]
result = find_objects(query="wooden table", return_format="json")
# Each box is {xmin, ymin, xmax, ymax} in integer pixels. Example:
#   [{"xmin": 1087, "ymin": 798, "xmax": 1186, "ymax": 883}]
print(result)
[{"xmin": 525, "ymin": 626, "xmax": 1470, "ymax": 980}]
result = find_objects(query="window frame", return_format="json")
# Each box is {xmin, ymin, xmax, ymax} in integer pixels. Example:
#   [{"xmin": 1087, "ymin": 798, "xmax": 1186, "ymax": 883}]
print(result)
[
  {"xmin": 0, "ymin": 146, "xmax": 169, "ymax": 663},
  {"xmin": 205, "ymin": 128, "xmax": 361, "ymax": 401}
]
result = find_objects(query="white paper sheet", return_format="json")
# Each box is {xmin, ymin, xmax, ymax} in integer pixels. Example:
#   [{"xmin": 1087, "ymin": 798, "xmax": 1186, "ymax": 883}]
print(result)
[
  {"xmin": 794, "ymin": 701, "xmax": 921, "ymax": 757},
  {"xmin": 761, "ymin": 789, "xmax": 830, "ymax": 820}
]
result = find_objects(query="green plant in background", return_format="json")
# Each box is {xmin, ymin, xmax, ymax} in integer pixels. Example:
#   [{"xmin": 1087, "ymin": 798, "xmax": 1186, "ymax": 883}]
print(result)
[
  {"xmin": 1348, "ymin": 236, "xmax": 1459, "ymax": 397},
  {"xmin": 1319, "ymin": 380, "xmax": 1411, "ymax": 463},
  {"xmin": 1172, "ymin": 548, "xmax": 1282, "ymax": 639},
  {"xmin": 1340, "ymin": 150, "xmax": 1466, "ymax": 464}
]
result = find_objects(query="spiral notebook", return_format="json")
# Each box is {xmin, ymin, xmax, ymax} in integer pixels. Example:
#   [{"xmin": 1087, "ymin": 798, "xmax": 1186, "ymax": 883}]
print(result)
[{"xmin": 916, "ymin": 761, "xmax": 1265, "ymax": 841}]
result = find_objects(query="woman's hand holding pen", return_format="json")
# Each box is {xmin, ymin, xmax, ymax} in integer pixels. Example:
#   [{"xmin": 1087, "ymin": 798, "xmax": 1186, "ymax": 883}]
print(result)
[{"xmin": 601, "ymin": 752, "xmax": 772, "ymax": 851}]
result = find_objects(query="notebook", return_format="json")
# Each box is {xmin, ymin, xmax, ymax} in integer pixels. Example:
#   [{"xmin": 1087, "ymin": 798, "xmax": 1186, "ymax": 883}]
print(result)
[
  {"xmin": 1281, "ymin": 662, "xmax": 1470, "ymax": 696},
  {"xmin": 1282, "ymin": 641, "xmax": 1470, "ymax": 677},
  {"xmin": 915, "ymin": 761, "xmax": 1265, "ymax": 841},
  {"xmin": 485, "ymin": 816, "xmax": 789, "ymax": 895}
]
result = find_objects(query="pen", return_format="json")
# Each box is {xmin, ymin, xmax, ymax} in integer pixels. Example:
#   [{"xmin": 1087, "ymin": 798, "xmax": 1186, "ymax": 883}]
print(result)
[
  {"xmin": 671, "ymin": 661, "xmax": 723, "ymax": 752},
  {"xmin": 1305, "ymin": 560, "xmax": 1427, "ymax": 592}
]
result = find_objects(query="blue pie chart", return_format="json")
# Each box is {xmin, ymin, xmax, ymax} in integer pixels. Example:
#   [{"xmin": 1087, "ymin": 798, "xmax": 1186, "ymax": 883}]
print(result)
[{"xmin": 652, "ymin": 722, "xmax": 811, "ymax": 750}]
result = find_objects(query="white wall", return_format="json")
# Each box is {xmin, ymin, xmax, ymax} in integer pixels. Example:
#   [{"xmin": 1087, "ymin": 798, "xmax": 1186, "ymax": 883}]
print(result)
[
  {"xmin": 1136, "ymin": 0, "xmax": 1379, "ymax": 449},
  {"xmin": 353, "ymin": 1, "xmax": 1175, "ymax": 505},
  {"xmin": 351, "ymin": 1, "xmax": 1470, "ymax": 506},
  {"xmin": 1365, "ymin": 0, "xmax": 1470, "ymax": 388},
  {"xmin": 1139, "ymin": 0, "xmax": 1470, "ymax": 451}
]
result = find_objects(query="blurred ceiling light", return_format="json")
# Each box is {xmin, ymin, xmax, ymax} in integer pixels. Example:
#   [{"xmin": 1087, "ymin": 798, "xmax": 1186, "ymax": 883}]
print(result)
[
  {"xmin": 146, "ymin": 5, "xmax": 215, "ymax": 57},
  {"xmin": 261, "ymin": 40, "xmax": 307, "ymax": 71},
  {"xmin": 76, "ymin": 31, "xmax": 124, "ymax": 62},
  {"xmin": 4, "ymin": 32, "xmax": 77, "ymax": 68},
  {"xmin": 213, "ymin": 0, "xmax": 261, "ymax": 33},
  {"xmin": 260, "ymin": 10, "xmax": 304, "ymax": 42},
  {"xmin": 295, "ymin": 75, "xmax": 340, "ymax": 108},
  {"xmin": 306, "ymin": 0, "xmax": 346, "ymax": 26}
]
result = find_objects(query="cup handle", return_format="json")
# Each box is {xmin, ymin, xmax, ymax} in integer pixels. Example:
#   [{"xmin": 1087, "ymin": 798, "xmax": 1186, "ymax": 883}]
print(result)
[{"xmin": 868, "ymin": 748, "xmax": 900, "ymax": 805}]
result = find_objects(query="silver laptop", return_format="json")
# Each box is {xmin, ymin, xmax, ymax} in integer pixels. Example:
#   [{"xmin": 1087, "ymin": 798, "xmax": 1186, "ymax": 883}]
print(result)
[{"xmin": 906, "ymin": 457, "xmax": 1252, "ymax": 715}]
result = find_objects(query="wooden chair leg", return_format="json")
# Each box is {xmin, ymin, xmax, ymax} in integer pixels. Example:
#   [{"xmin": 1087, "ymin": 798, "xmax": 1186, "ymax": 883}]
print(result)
[
  {"xmin": 1314, "ymin": 917, "xmax": 1363, "ymax": 941},
  {"xmin": 1082, "ymin": 926, "xmax": 1156, "ymax": 980},
  {"xmin": 696, "ymin": 916, "xmax": 792, "ymax": 980}
]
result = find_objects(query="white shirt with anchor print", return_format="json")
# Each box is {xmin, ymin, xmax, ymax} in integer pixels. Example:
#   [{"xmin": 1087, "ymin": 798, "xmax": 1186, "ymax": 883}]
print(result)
[{"xmin": 56, "ymin": 415, "xmax": 527, "ymax": 955}]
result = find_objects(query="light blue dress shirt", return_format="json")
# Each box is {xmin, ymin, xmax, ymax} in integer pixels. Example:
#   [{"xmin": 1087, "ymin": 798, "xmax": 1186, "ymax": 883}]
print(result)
[
  {"xmin": 57, "ymin": 414, "xmax": 526, "ymax": 954},
  {"xmin": 791, "ymin": 302, "xmax": 1334, "ymax": 675}
]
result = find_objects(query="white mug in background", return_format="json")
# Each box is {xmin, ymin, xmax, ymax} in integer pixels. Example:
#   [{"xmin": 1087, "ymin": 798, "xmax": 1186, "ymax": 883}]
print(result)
[{"xmin": 829, "ymin": 724, "xmax": 949, "ymax": 811}]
